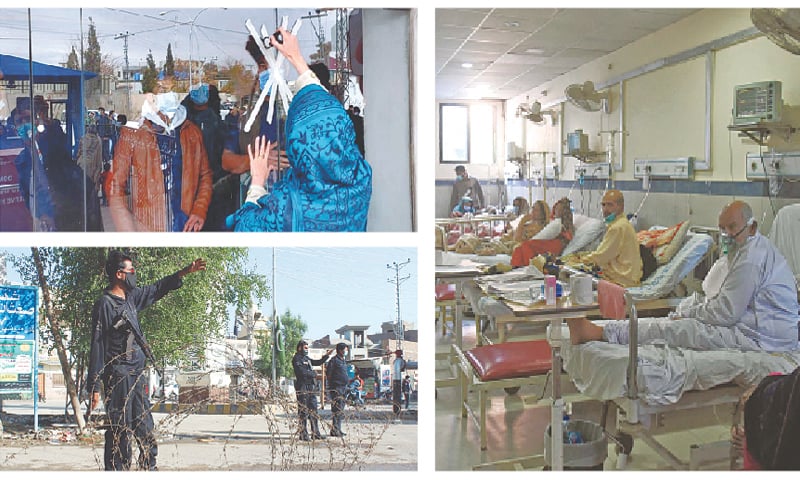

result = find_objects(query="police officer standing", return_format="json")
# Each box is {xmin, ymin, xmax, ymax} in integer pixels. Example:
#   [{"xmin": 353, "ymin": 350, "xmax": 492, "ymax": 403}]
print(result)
[
  {"xmin": 87, "ymin": 250, "xmax": 206, "ymax": 470},
  {"xmin": 292, "ymin": 340, "xmax": 332, "ymax": 441},
  {"xmin": 327, "ymin": 342, "xmax": 350, "ymax": 437}
]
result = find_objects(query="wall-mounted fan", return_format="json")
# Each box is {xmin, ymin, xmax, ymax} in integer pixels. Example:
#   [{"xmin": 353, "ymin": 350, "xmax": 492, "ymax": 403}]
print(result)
[
  {"xmin": 516, "ymin": 98, "xmax": 557, "ymax": 125},
  {"xmin": 564, "ymin": 81, "xmax": 609, "ymax": 113},
  {"xmin": 751, "ymin": 9, "xmax": 800, "ymax": 55}
]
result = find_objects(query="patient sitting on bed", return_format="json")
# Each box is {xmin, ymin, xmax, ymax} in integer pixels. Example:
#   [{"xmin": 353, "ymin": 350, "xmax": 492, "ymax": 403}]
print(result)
[
  {"xmin": 513, "ymin": 199, "xmax": 549, "ymax": 242},
  {"xmin": 568, "ymin": 200, "xmax": 799, "ymax": 352},
  {"xmin": 510, "ymin": 197, "xmax": 574, "ymax": 266}
]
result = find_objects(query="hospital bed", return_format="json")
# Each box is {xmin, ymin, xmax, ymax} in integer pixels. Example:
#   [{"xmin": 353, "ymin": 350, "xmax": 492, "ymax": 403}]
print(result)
[
  {"xmin": 473, "ymin": 232, "xmax": 713, "ymax": 343},
  {"xmin": 436, "ymin": 214, "xmax": 510, "ymax": 243},
  {"xmin": 451, "ymin": 339, "xmax": 556, "ymax": 452},
  {"xmin": 451, "ymin": 323, "xmax": 594, "ymax": 454},
  {"xmin": 455, "ymin": 275, "xmax": 800, "ymax": 470},
  {"xmin": 554, "ymin": 289, "xmax": 800, "ymax": 470}
]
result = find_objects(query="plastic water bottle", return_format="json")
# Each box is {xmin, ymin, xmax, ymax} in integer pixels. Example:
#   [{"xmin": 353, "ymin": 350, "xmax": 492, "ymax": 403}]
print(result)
[
  {"xmin": 567, "ymin": 431, "xmax": 584, "ymax": 444},
  {"xmin": 563, "ymin": 414, "xmax": 584, "ymax": 444}
]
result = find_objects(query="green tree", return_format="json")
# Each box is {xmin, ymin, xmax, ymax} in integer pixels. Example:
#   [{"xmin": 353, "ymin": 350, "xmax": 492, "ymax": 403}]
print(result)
[
  {"xmin": 256, "ymin": 307, "xmax": 307, "ymax": 379},
  {"xmin": 11, "ymin": 247, "xmax": 269, "ymax": 379},
  {"xmin": 165, "ymin": 43, "xmax": 175, "ymax": 78},
  {"xmin": 85, "ymin": 17, "xmax": 101, "ymax": 74},
  {"xmin": 66, "ymin": 46, "xmax": 79, "ymax": 70},
  {"xmin": 142, "ymin": 50, "xmax": 158, "ymax": 94},
  {"xmin": 218, "ymin": 60, "xmax": 256, "ymax": 100}
]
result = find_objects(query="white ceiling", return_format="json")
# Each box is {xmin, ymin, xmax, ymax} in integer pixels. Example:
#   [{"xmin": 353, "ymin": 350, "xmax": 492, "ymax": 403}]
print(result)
[{"xmin": 436, "ymin": 8, "xmax": 700, "ymax": 100}]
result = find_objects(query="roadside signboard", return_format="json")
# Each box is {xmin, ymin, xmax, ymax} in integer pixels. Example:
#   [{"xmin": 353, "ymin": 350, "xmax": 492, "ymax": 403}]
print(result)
[
  {"xmin": 0, "ymin": 285, "xmax": 39, "ymax": 394},
  {"xmin": 0, "ymin": 284, "xmax": 39, "ymax": 431}
]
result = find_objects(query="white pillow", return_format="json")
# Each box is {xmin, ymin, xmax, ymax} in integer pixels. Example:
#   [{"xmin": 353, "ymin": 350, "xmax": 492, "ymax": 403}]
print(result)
[
  {"xmin": 531, "ymin": 218, "xmax": 562, "ymax": 240},
  {"xmin": 572, "ymin": 213, "xmax": 591, "ymax": 230},
  {"xmin": 562, "ymin": 217, "xmax": 606, "ymax": 256}
]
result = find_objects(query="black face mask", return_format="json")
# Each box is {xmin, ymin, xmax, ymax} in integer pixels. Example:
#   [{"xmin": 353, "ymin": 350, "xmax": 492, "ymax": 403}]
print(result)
[{"xmin": 122, "ymin": 272, "xmax": 137, "ymax": 291}]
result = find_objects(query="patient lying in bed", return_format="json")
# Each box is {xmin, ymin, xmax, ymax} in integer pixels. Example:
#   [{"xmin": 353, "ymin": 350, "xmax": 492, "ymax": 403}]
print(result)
[{"xmin": 568, "ymin": 201, "xmax": 800, "ymax": 353}]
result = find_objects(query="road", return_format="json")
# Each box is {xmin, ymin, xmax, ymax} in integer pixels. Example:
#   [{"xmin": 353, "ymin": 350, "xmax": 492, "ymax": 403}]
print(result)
[{"xmin": 0, "ymin": 398, "xmax": 417, "ymax": 471}]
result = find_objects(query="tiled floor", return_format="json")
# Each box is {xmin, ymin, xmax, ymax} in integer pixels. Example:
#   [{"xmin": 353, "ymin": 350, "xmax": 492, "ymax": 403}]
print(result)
[{"xmin": 435, "ymin": 315, "xmax": 738, "ymax": 471}]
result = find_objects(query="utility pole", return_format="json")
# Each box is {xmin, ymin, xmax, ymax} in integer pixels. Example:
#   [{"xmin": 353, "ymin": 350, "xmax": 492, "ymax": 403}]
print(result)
[
  {"xmin": 271, "ymin": 248, "xmax": 277, "ymax": 387},
  {"xmin": 333, "ymin": 8, "xmax": 349, "ymax": 103},
  {"xmin": 114, "ymin": 31, "xmax": 132, "ymax": 115},
  {"xmin": 302, "ymin": 10, "xmax": 328, "ymax": 63},
  {"xmin": 386, "ymin": 259, "xmax": 411, "ymax": 351}
]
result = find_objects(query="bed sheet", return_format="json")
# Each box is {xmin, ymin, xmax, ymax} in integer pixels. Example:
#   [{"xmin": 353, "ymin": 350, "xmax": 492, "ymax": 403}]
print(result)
[
  {"xmin": 627, "ymin": 233, "xmax": 713, "ymax": 301},
  {"xmin": 553, "ymin": 322, "xmax": 800, "ymax": 406},
  {"xmin": 436, "ymin": 251, "xmax": 511, "ymax": 267}
]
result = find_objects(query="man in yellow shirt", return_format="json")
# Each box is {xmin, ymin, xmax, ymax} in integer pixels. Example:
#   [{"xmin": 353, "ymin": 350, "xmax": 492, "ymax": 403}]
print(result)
[{"xmin": 581, "ymin": 189, "xmax": 642, "ymax": 287}]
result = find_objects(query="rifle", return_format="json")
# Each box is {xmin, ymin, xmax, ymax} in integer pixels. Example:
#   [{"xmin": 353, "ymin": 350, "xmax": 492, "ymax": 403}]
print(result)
[
  {"xmin": 113, "ymin": 308, "xmax": 166, "ymax": 396},
  {"xmin": 113, "ymin": 310, "xmax": 158, "ymax": 367}
]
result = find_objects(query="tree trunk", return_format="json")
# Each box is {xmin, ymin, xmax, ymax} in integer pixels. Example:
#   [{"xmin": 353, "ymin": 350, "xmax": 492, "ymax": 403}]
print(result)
[{"xmin": 31, "ymin": 248, "xmax": 87, "ymax": 434}]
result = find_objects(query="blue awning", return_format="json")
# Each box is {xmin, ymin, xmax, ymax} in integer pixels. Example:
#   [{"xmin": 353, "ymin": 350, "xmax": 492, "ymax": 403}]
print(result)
[{"xmin": 0, "ymin": 54, "xmax": 97, "ymax": 82}]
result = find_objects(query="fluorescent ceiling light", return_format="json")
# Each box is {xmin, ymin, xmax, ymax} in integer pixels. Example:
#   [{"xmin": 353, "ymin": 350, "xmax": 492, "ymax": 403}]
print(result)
[{"xmin": 461, "ymin": 62, "xmax": 473, "ymax": 69}]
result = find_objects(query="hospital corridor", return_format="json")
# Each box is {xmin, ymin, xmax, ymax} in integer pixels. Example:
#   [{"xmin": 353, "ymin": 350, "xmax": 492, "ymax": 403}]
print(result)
[{"xmin": 434, "ymin": 8, "xmax": 800, "ymax": 471}]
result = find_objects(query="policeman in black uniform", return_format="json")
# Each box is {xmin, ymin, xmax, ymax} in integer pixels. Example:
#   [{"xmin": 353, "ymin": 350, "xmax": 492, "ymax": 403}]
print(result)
[
  {"xmin": 292, "ymin": 340, "xmax": 332, "ymax": 441},
  {"xmin": 87, "ymin": 250, "xmax": 206, "ymax": 470},
  {"xmin": 327, "ymin": 342, "xmax": 350, "ymax": 437}
]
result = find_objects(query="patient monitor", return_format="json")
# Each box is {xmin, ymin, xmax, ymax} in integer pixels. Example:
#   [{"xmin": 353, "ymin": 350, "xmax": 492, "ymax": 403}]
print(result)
[{"xmin": 732, "ymin": 81, "xmax": 782, "ymax": 125}]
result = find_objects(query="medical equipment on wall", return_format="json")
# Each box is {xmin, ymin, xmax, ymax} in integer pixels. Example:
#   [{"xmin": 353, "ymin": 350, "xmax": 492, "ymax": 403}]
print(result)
[
  {"xmin": 515, "ymin": 151, "xmax": 557, "ymax": 207},
  {"xmin": 567, "ymin": 130, "xmax": 588, "ymax": 156},
  {"xmin": 598, "ymin": 129, "xmax": 629, "ymax": 166},
  {"xmin": 750, "ymin": 9, "xmax": 800, "ymax": 55},
  {"xmin": 732, "ymin": 81, "xmax": 782, "ymax": 125},
  {"xmin": 744, "ymin": 149, "xmax": 800, "ymax": 200},
  {"xmin": 565, "ymin": 81, "xmax": 610, "ymax": 113}
]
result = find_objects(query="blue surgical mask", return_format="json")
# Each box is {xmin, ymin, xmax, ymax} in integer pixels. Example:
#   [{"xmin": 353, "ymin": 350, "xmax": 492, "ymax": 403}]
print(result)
[
  {"xmin": 463, "ymin": 206, "xmax": 474, "ymax": 213},
  {"xmin": 17, "ymin": 123, "xmax": 33, "ymax": 140},
  {"xmin": 456, "ymin": 175, "xmax": 464, "ymax": 182},
  {"xmin": 604, "ymin": 213, "xmax": 616, "ymax": 224},
  {"xmin": 259, "ymin": 69, "xmax": 271, "ymax": 91},
  {"xmin": 513, "ymin": 206, "xmax": 519, "ymax": 215}
]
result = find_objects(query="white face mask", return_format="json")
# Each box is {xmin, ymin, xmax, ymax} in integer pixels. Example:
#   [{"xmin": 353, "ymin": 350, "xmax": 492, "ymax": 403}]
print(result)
[{"xmin": 141, "ymin": 92, "xmax": 186, "ymax": 133}]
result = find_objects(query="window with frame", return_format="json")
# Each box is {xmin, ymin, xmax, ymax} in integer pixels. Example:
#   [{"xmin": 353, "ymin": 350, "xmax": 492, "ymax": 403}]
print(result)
[{"xmin": 439, "ymin": 102, "xmax": 498, "ymax": 166}]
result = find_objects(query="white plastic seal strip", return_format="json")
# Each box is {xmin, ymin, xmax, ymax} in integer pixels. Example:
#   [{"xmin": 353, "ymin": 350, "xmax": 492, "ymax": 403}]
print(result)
[{"xmin": 243, "ymin": 16, "xmax": 303, "ymax": 132}]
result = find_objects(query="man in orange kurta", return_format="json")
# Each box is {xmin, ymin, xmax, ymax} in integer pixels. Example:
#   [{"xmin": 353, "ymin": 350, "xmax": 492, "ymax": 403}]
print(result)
[{"xmin": 109, "ymin": 118, "xmax": 212, "ymax": 232}]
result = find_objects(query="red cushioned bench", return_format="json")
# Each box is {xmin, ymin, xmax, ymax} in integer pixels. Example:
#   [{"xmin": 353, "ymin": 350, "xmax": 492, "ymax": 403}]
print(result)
[
  {"xmin": 453, "ymin": 340, "xmax": 554, "ymax": 451},
  {"xmin": 436, "ymin": 283, "xmax": 463, "ymax": 336}
]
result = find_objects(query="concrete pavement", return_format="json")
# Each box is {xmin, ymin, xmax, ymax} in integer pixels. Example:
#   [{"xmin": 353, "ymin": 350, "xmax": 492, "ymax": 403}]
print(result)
[{"xmin": 0, "ymin": 399, "xmax": 417, "ymax": 470}]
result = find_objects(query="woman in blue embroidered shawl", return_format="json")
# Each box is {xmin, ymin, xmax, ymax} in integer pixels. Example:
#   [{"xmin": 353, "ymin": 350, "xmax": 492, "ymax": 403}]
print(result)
[{"xmin": 227, "ymin": 28, "xmax": 372, "ymax": 232}]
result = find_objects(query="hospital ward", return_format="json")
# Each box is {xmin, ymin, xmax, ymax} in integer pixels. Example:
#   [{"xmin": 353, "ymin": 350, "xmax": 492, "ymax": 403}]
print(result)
[{"xmin": 434, "ymin": 8, "xmax": 800, "ymax": 471}]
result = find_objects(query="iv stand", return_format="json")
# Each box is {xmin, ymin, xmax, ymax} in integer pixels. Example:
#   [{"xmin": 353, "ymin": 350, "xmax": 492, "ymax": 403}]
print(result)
[{"xmin": 526, "ymin": 151, "xmax": 555, "ymax": 207}]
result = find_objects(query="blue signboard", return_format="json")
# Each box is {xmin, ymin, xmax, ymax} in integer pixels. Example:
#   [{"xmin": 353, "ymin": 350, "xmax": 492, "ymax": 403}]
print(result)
[{"xmin": 0, "ymin": 285, "xmax": 38, "ymax": 395}]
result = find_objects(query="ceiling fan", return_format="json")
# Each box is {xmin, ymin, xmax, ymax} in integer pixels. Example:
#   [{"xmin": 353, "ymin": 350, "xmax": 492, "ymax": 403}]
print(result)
[
  {"xmin": 751, "ymin": 8, "xmax": 800, "ymax": 55},
  {"xmin": 564, "ymin": 81, "xmax": 610, "ymax": 113},
  {"xmin": 516, "ymin": 98, "xmax": 557, "ymax": 126}
]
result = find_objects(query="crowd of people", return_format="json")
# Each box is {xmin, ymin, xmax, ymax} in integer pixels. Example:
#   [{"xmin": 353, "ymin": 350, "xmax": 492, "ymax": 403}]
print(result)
[{"xmin": 4, "ymin": 28, "xmax": 371, "ymax": 233}]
